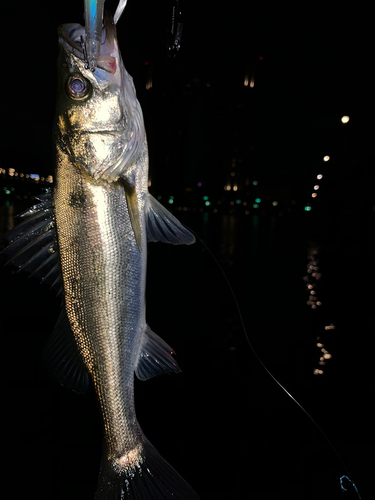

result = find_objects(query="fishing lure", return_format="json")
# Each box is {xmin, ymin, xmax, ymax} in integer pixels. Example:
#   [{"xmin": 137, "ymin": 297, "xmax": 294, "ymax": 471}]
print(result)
[
  {"xmin": 83, "ymin": 0, "xmax": 105, "ymax": 70},
  {"xmin": 83, "ymin": 0, "xmax": 128, "ymax": 71}
]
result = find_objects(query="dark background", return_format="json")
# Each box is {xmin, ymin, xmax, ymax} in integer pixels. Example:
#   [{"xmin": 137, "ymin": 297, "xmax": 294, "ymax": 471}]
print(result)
[{"xmin": 1, "ymin": 1, "xmax": 374, "ymax": 499}]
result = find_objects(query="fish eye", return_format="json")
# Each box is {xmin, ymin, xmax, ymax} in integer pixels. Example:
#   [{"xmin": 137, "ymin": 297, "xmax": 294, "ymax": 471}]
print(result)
[{"xmin": 66, "ymin": 75, "xmax": 90, "ymax": 100}]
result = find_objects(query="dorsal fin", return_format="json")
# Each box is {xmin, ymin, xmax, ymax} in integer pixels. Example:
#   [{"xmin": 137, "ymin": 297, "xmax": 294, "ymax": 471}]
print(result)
[
  {"xmin": 1, "ymin": 192, "xmax": 61, "ymax": 293},
  {"xmin": 42, "ymin": 308, "xmax": 90, "ymax": 393}
]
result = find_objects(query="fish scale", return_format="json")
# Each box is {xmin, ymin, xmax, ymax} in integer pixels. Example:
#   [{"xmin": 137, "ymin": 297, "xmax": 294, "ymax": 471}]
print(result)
[
  {"xmin": 55, "ymin": 142, "xmax": 147, "ymax": 456},
  {"xmin": 2, "ymin": 11, "xmax": 197, "ymax": 499}
]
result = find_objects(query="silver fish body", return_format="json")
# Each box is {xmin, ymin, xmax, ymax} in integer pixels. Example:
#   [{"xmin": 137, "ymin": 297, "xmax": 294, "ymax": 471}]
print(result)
[
  {"xmin": 2, "ymin": 12, "xmax": 198, "ymax": 500},
  {"xmin": 54, "ymin": 141, "xmax": 149, "ymax": 461}
]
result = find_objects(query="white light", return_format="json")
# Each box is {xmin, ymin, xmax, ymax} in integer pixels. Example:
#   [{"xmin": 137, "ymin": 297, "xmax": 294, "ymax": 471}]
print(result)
[
  {"xmin": 341, "ymin": 115, "xmax": 350, "ymax": 124},
  {"xmin": 314, "ymin": 185, "xmax": 320, "ymax": 190},
  {"xmin": 323, "ymin": 155, "xmax": 330, "ymax": 162},
  {"xmin": 317, "ymin": 174, "xmax": 323, "ymax": 180},
  {"xmin": 325, "ymin": 324, "xmax": 336, "ymax": 330}
]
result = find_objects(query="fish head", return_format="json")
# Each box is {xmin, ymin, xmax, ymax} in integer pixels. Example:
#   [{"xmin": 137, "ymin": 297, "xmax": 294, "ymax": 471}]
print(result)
[{"xmin": 56, "ymin": 13, "xmax": 145, "ymax": 182}]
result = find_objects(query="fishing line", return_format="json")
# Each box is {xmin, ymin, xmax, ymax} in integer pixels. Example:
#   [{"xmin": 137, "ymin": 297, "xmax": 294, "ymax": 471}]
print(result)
[{"xmin": 183, "ymin": 223, "xmax": 361, "ymax": 499}]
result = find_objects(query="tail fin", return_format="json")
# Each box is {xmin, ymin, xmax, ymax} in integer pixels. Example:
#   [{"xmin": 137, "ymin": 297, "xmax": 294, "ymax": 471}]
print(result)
[{"xmin": 95, "ymin": 438, "xmax": 200, "ymax": 500}]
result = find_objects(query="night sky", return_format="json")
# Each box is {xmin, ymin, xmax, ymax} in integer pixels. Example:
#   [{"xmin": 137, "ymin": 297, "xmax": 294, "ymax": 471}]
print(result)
[
  {"xmin": 1, "ymin": 1, "xmax": 375, "ymax": 499},
  {"xmin": 3, "ymin": 1, "xmax": 375, "ymax": 184}
]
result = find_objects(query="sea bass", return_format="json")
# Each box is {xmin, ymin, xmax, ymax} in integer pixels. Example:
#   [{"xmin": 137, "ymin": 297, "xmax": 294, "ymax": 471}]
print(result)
[{"xmin": 2, "ymin": 12, "xmax": 199, "ymax": 500}]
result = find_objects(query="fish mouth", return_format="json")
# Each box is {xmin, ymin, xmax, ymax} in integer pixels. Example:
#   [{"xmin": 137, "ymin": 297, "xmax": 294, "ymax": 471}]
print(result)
[{"xmin": 58, "ymin": 12, "xmax": 118, "ymax": 74}]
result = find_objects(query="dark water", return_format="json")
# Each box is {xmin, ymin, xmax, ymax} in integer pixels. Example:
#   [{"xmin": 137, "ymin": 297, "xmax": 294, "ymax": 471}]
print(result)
[{"xmin": 0, "ymin": 183, "xmax": 373, "ymax": 500}]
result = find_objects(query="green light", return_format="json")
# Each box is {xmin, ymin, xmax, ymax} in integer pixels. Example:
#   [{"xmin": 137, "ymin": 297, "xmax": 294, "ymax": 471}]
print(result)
[
  {"xmin": 235, "ymin": 199, "xmax": 241, "ymax": 204},
  {"xmin": 255, "ymin": 198, "xmax": 261, "ymax": 203},
  {"xmin": 205, "ymin": 201, "xmax": 211, "ymax": 206},
  {"xmin": 5, "ymin": 190, "xmax": 10, "ymax": 195},
  {"xmin": 253, "ymin": 203, "xmax": 259, "ymax": 209},
  {"xmin": 168, "ymin": 199, "xmax": 174, "ymax": 204},
  {"xmin": 304, "ymin": 206, "xmax": 312, "ymax": 211},
  {"xmin": 203, "ymin": 195, "xmax": 209, "ymax": 201}
]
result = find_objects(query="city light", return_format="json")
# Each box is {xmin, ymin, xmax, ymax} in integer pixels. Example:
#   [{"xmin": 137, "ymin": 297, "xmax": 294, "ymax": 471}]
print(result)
[
  {"xmin": 341, "ymin": 115, "xmax": 350, "ymax": 124},
  {"xmin": 304, "ymin": 244, "xmax": 335, "ymax": 375},
  {"xmin": 317, "ymin": 174, "xmax": 323, "ymax": 180},
  {"xmin": 325, "ymin": 324, "xmax": 336, "ymax": 330},
  {"xmin": 323, "ymin": 155, "xmax": 330, "ymax": 162}
]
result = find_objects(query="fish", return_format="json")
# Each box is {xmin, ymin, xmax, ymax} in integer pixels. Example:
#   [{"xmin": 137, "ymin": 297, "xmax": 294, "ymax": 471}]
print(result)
[{"xmin": 1, "ymin": 11, "xmax": 200, "ymax": 500}]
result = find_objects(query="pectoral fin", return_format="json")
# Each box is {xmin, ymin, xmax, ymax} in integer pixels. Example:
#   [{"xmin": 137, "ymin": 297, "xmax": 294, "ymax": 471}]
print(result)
[{"xmin": 123, "ymin": 182, "xmax": 142, "ymax": 252}]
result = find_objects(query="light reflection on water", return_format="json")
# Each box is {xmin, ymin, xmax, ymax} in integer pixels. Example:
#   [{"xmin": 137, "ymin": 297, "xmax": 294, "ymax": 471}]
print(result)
[{"xmin": 0, "ymin": 187, "xmax": 367, "ymax": 499}]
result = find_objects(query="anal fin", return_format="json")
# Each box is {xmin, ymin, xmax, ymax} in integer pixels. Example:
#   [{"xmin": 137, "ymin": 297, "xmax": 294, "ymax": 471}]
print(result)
[{"xmin": 135, "ymin": 326, "xmax": 181, "ymax": 381}]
